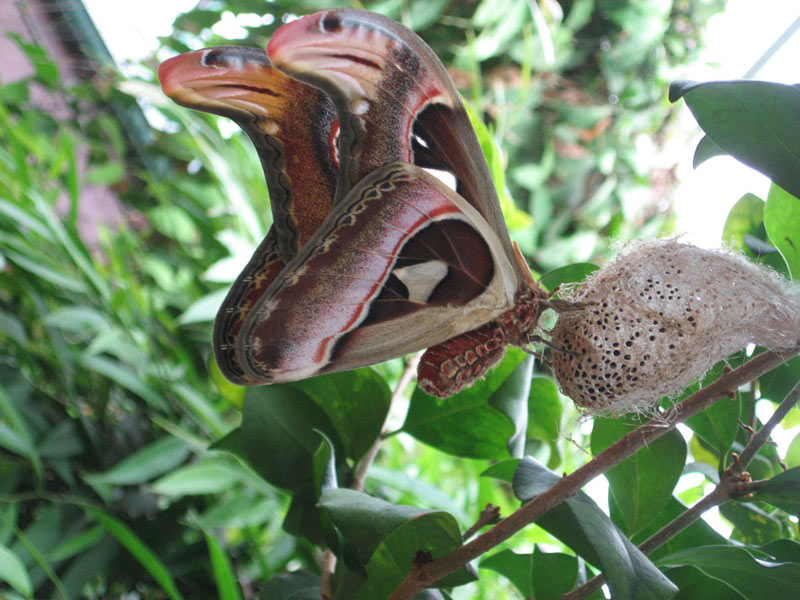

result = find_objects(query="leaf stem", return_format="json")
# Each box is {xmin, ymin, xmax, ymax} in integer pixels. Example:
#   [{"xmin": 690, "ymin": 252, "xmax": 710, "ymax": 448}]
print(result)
[
  {"xmin": 387, "ymin": 345, "xmax": 800, "ymax": 600},
  {"xmin": 560, "ymin": 375, "xmax": 800, "ymax": 600}
]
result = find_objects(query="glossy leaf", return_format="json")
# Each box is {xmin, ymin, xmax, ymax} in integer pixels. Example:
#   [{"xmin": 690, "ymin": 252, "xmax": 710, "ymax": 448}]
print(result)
[
  {"xmin": 751, "ymin": 467, "xmax": 800, "ymax": 516},
  {"xmin": 670, "ymin": 80, "xmax": 800, "ymax": 199},
  {"xmin": 531, "ymin": 546, "xmax": 579, "ymax": 600},
  {"xmin": 692, "ymin": 135, "xmax": 725, "ymax": 168},
  {"xmin": 352, "ymin": 511, "xmax": 469, "ymax": 599},
  {"xmin": 480, "ymin": 549, "xmax": 533, "ymax": 597},
  {"xmin": 260, "ymin": 570, "xmax": 320, "ymax": 600},
  {"xmin": 513, "ymin": 457, "xmax": 678, "ymax": 600},
  {"xmin": 319, "ymin": 489, "xmax": 427, "ymax": 566},
  {"xmin": 591, "ymin": 417, "xmax": 686, "ymax": 535},
  {"xmin": 663, "ymin": 565, "xmax": 744, "ymax": 600},
  {"xmin": 291, "ymin": 370, "xmax": 391, "ymax": 461},
  {"xmin": 319, "ymin": 489, "xmax": 470, "ymax": 598},
  {"xmin": 721, "ymin": 193, "xmax": 789, "ymax": 275},
  {"xmin": 403, "ymin": 349, "xmax": 531, "ymax": 459},
  {"xmin": 629, "ymin": 497, "xmax": 725, "ymax": 560},
  {"xmin": 719, "ymin": 501, "xmax": 784, "ymax": 545},
  {"xmin": 240, "ymin": 385, "xmax": 343, "ymax": 490},
  {"xmin": 657, "ymin": 545, "xmax": 800, "ymax": 600},
  {"xmin": 764, "ymin": 183, "xmax": 800, "ymax": 280},
  {"xmin": 684, "ymin": 388, "xmax": 740, "ymax": 459}
]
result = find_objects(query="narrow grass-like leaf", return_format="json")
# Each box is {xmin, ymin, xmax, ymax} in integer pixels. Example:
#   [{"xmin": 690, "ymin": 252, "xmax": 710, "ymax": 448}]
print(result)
[
  {"xmin": 0, "ymin": 543, "xmax": 32, "ymax": 598},
  {"xmin": 203, "ymin": 530, "xmax": 244, "ymax": 600},
  {"xmin": 86, "ymin": 507, "xmax": 185, "ymax": 600}
]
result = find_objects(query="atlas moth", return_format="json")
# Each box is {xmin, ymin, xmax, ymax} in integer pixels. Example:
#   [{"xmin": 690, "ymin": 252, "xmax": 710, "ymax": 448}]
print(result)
[
  {"xmin": 159, "ymin": 9, "xmax": 547, "ymax": 398},
  {"xmin": 550, "ymin": 238, "xmax": 800, "ymax": 415}
]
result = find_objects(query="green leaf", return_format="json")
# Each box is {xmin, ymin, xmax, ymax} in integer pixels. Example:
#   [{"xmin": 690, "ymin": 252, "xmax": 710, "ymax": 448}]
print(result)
[
  {"xmin": 692, "ymin": 134, "xmax": 726, "ymax": 168},
  {"xmin": 0, "ymin": 543, "xmax": 32, "ymax": 598},
  {"xmin": 151, "ymin": 458, "xmax": 241, "ymax": 496},
  {"xmin": 240, "ymin": 385, "xmax": 342, "ymax": 490},
  {"xmin": 80, "ymin": 355, "xmax": 166, "ymax": 409},
  {"xmin": 403, "ymin": 349, "xmax": 531, "ymax": 459},
  {"xmin": 531, "ymin": 546, "xmax": 578, "ymax": 600},
  {"xmin": 591, "ymin": 416, "xmax": 687, "ymax": 534},
  {"xmin": 352, "ymin": 511, "xmax": 468, "ymax": 599},
  {"xmin": 539, "ymin": 263, "xmax": 598, "ymax": 292},
  {"xmin": 751, "ymin": 467, "xmax": 800, "ymax": 515},
  {"xmin": 319, "ymin": 489, "xmax": 426, "ymax": 566},
  {"xmin": 291, "ymin": 370, "xmax": 391, "ymax": 461},
  {"xmin": 657, "ymin": 545, "xmax": 800, "ymax": 600},
  {"xmin": 260, "ymin": 571, "xmax": 320, "ymax": 600},
  {"xmin": 86, "ymin": 508, "xmax": 185, "ymax": 600},
  {"xmin": 513, "ymin": 457, "xmax": 678, "ymax": 600},
  {"xmin": 764, "ymin": 183, "xmax": 800, "ymax": 280},
  {"xmin": 786, "ymin": 432, "xmax": 800, "ymax": 469},
  {"xmin": 178, "ymin": 288, "xmax": 228, "ymax": 325},
  {"xmin": 662, "ymin": 565, "xmax": 745, "ymax": 600},
  {"xmin": 203, "ymin": 530, "xmax": 244, "ymax": 600},
  {"xmin": 480, "ymin": 549, "xmax": 533, "ymax": 597},
  {"xmin": 527, "ymin": 377, "xmax": 562, "ymax": 441},
  {"xmin": 480, "ymin": 458, "xmax": 520, "ymax": 483},
  {"xmin": 669, "ymin": 80, "xmax": 800, "ymax": 199},
  {"xmin": 684, "ymin": 383, "xmax": 740, "ymax": 459},
  {"xmin": 719, "ymin": 502, "xmax": 783, "ymax": 545},
  {"xmin": 629, "ymin": 496, "xmax": 726, "ymax": 560},
  {"xmin": 85, "ymin": 436, "xmax": 190, "ymax": 486},
  {"xmin": 722, "ymin": 193, "xmax": 764, "ymax": 252}
]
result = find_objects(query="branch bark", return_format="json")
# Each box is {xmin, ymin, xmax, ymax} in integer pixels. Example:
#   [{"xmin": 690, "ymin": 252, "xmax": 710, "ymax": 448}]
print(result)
[
  {"xmin": 560, "ymin": 376, "xmax": 800, "ymax": 600},
  {"xmin": 387, "ymin": 345, "xmax": 800, "ymax": 600}
]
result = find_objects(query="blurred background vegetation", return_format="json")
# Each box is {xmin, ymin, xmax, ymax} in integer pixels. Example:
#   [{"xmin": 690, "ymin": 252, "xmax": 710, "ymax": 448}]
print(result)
[{"xmin": 9, "ymin": 0, "xmax": 790, "ymax": 598}]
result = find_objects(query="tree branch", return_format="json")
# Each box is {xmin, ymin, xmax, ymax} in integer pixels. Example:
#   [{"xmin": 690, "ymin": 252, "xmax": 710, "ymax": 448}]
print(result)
[
  {"xmin": 560, "ymin": 376, "xmax": 800, "ymax": 600},
  {"xmin": 387, "ymin": 345, "xmax": 800, "ymax": 600}
]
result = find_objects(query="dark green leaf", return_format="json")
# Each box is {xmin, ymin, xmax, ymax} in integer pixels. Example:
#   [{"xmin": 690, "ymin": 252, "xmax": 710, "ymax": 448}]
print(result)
[
  {"xmin": 684, "ymin": 389, "xmax": 740, "ymax": 459},
  {"xmin": 86, "ymin": 508, "xmax": 184, "ymax": 600},
  {"xmin": 670, "ymin": 80, "xmax": 800, "ymax": 199},
  {"xmin": 692, "ymin": 135, "xmax": 726, "ymax": 168},
  {"xmin": 403, "ymin": 349, "xmax": 530, "ymax": 459},
  {"xmin": 260, "ymin": 570, "xmax": 320, "ymax": 600},
  {"xmin": 720, "ymin": 502, "xmax": 784, "ymax": 545},
  {"xmin": 539, "ymin": 263, "xmax": 598, "ymax": 291},
  {"xmin": 481, "ymin": 549, "xmax": 533, "ymax": 597},
  {"xmin": 758, "ymin": 539, "xmax": 800, "ymax": 563},
  {"xmin": 760, "ymin": 357, "xmax": 800, "ymax": 403},
  {"xmin": 292, "ymin": 370, "xmax": 391, "ymax": 461},
  {"xmin": 532, "ymin": 546, "xmax": 578, "ymax": 600},
  {"xmin": 351, "ymin": 511, "xmax": 467, "ymax": 599},
  {"xmin": 751, "ymin": 467, "xmax": 800, "ymax": 515},
  {"xmin": 658, "ymin": 545, "xmax": 800, "ymax": 600},
  {"xmin": 629, "ymin": 497, "xmax": 726, "ymax": 560},
  {"xmin": 662, "ymin": 565, "xmax": 744, "ymax": 600},
  {"xmin": 591, "ymin": 417, "xmax": 686, "ymax": 534},
  {"xmin": 513, "ymin": 457, "xmax": 677, "ymax": 600},
  {"xmin": 241, "ymin": 386, "xmax": 342, "ymax": 490},
  {"xmin": 764, "ymin": 183, "xmax": 800, "ymax": 280},
  {"xmin": 319, "ymin": 489, "xmax": 426, "ymax": 566}
]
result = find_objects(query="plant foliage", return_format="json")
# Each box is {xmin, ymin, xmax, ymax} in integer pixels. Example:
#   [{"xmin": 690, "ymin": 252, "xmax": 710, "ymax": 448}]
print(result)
[{"xmin": 2, "ymin": 2, "xmax": 800, "ymax": 600}]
